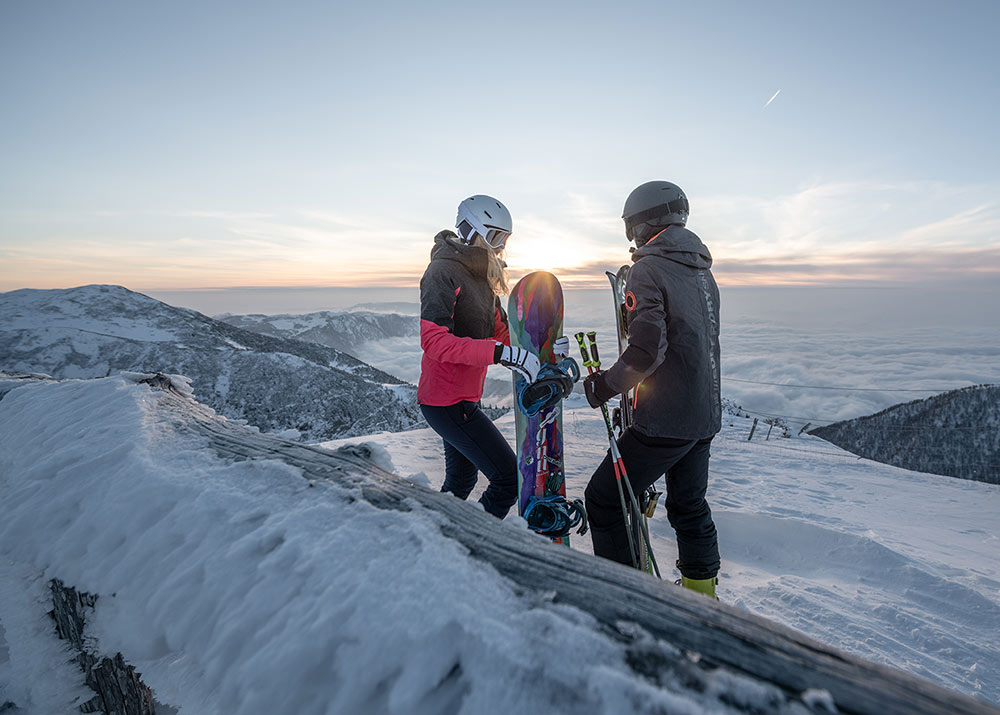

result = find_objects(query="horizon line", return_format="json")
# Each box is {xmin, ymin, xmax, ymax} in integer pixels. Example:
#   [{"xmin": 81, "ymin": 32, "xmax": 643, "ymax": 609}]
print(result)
[{"xmin": 4, "ymin": 277, "xmax": 997, "ymax": 295}]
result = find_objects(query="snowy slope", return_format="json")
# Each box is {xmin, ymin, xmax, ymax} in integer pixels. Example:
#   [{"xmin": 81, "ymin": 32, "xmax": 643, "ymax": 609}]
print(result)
[
  {"xmin": 323, "ymin": 393, "xmax": 1000, "ymax": 705},
  {"xmin": 0, "ymin": 375, "xmax": 843, "ymax": 715},
  {"xmin": 1, "ymin": 376, "xmax": 998, "ymax": 713},
  {"xmin": 0, "ymin": 285, "xmax": 422, "ymax": 440}
]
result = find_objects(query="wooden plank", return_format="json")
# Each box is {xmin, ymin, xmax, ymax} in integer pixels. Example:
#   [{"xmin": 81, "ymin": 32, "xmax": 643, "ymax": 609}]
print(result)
[{"xmin": 49, "ymin": 580, "xmax": 156, "ymax": 715}]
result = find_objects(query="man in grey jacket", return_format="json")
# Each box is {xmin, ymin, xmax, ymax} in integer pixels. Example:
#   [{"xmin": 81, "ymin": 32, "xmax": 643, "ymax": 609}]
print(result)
[{"xmin": 583, "ymin": 180, "xmax": 722, "ymax": 598}]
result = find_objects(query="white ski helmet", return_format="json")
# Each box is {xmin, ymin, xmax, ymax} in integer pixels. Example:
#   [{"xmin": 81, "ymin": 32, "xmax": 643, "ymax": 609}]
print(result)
[{"xmin": 456, "ymin": 195, "xmax": 512, "ymax": 249}]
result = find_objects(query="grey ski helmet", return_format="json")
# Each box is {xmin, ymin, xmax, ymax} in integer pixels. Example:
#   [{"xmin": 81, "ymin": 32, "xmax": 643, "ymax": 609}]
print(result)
[
  {"xmin": 622, "ymin": 181, "xmax": 689, "ymax": 243},
  {"xmin": 456, "ymin": 195, "xmax": 513, "ymax": 249}
]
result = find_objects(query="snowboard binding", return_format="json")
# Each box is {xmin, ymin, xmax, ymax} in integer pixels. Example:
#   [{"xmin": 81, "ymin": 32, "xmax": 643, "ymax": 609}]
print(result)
[
  {"xmin": 516, "ymin": 358, "xmax": 581, "ymax": 417},
  {"xmin": 523, "ymin": 494, "xmax": 589, "ymax": 538}
]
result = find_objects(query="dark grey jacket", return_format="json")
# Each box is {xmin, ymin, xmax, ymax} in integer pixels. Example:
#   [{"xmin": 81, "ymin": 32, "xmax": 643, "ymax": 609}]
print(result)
[{"xmin": 605, "ymin": 225, "xmax": 721, "ymax": 440}]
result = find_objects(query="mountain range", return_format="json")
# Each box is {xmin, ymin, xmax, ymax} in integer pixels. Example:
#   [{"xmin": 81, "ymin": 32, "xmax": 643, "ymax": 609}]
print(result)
[
  {"xmin": 216, "ymin": 309, "xmax": 418, "ymax": 354},
  {"xmin": 809, "ymin": 383, "xmax": 1000, "ymax": 484},
  {"xmin": 0, "ymin": 285, "xmax": 423, "ymax": 440}
]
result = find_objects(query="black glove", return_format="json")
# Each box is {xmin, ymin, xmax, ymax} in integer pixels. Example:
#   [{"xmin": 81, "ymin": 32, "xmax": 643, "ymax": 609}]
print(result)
[{"xmin": 583, "ymin": 370, "xmax": 617, "ymax": 408}]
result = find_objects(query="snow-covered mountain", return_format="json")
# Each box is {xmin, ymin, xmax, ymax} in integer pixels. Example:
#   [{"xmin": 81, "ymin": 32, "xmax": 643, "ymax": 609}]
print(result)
[
  {"xmin": 0, "ymin": 285, "xmax": 422, "ymax": 440},
  {"xmin": 216, "ymin": 309, "xmax": 418, "ymax": 354},
  {"xmin": 345, "ymin": 301, "xmax": 419, "ymax": 315},
  {"xmin": 810, "ymin": 384, "xmax": 1000, "ymax": 484},
  {"xmin": 213, "ymin": 304, "xmax": 523, "ymax": 409}
]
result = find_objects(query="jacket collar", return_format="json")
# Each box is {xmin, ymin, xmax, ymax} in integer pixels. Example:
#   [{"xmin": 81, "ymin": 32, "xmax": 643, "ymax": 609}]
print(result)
[
  {"xmin": 430, "ymin": 230, "xmax": 490, "ymax": 277},
  {"xmin": 632, "ymin": 225, "xmax": 713, "ymax": 270}
]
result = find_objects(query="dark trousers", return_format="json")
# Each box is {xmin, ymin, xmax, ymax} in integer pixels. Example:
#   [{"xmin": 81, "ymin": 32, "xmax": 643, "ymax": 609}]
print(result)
[
  {"xmin": 420, "ymin": 401, "xmax": 518, "ymax": 519},
  {"xmin": 585, "ymin": 428, "xmax": 720, "ymax": 579}
]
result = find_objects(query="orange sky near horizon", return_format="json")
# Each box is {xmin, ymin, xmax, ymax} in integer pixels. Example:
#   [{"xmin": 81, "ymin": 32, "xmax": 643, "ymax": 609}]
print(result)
[{"xmin": 4, "ymin": 242, "xmax": 999, "ymax": 295}]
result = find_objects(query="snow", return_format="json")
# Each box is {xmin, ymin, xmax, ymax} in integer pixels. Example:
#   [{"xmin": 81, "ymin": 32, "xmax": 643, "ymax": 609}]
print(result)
[
  {"xmin": 1, "ymin": 286, "xmax": 178, "ymax": 344},
  {"xmin": 323, "ymin": 394, "xmax": 1000, "ymax": 704},
  {"xmin": 1, "ymin": 376, "xmax": 998, "ymax": 713}
]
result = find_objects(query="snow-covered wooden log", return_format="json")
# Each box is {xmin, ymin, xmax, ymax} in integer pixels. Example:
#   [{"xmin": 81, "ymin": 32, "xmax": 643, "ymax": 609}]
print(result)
[
  {"xmin": 49, "ymin": 580, "xmax": 155, "ymax": 715},
  {"xmin": 138, "ymin": 373, "xmax": 997, "ymax": 715}
]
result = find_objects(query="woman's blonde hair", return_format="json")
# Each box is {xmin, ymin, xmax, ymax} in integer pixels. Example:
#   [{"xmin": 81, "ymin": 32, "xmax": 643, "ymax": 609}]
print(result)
[{"xmin": 472, "ymin": 235, "xmax": 509, "ymax": 296}]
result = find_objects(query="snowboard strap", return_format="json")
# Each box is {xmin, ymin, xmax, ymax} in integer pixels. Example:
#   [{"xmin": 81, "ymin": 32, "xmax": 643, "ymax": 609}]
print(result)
[
  {"xmin": 523, "ymin": 495, "xmax": 589, "ymax": 539},
  {"xmin": 516, "ymin": 358, "xmax": 581, "ymax": 416}
]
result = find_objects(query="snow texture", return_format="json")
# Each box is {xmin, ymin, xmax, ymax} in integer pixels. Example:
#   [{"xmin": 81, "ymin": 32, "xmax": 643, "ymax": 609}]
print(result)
[
  {"xmin": 0, "ymin": 376, "xmax": 827, "ymax": 715},
  {"xmin": 1, "ymin": 376, "xmax": 998, "ymax": 713},
  {"xmin": 325, "ymin": 391, "xmax": 1000, "ymax": 708}
]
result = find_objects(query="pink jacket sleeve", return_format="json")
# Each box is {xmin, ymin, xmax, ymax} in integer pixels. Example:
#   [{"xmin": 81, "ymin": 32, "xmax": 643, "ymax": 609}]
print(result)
[
  {"xmin": 493, "ymin": 304, "xmax": 510, "ymax": 346},
  {"xmin": 420, "ymin": 320, "xmax": 497, "ymax": 366}
]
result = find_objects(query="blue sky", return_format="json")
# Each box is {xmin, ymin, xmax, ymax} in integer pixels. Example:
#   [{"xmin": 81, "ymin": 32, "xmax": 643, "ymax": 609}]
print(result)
[{"xmin": 2, "ymin": 0, "xmax": 999, "ymax": 290}]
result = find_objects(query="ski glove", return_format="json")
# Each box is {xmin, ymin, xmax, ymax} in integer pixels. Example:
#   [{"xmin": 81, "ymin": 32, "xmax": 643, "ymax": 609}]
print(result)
[
  {"xmin": 584, "ymin": 370, "xmax": 617, "ymax": 408},
  {"xmin": 553, "ymin": 336, "xmax": 570, "ymax": 358},
  {"xmin": 495, "ymin": 343, "xmax": 541, "ymax": 382}
]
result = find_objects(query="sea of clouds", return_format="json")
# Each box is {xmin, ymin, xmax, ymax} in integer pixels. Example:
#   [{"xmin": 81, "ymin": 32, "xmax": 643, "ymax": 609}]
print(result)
[{"xmin": 153, "ymin": 282, "xmax": 1000, "ymax": 430}]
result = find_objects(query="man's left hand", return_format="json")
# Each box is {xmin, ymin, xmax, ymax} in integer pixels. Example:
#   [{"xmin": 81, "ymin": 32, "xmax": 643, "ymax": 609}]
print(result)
[{"xmin": 583, "ymin": 370, "xmax": 617, "ymax": 408}]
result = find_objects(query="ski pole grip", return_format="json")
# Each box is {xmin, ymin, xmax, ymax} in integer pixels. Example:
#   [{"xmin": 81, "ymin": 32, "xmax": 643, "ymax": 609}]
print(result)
[
  {"xmin": 586, "ymin": 331, "xmax": 601, "ymax": 367},
  {"xmin": 574, "ymin": 332, "xmax": 592, "ymax": 366}
]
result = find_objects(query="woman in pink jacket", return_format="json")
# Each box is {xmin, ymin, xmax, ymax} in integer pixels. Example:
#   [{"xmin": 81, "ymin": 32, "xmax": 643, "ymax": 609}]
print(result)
[{"xmin": 418, "ymin": 195, "xmax": 539, "ymax": 518}]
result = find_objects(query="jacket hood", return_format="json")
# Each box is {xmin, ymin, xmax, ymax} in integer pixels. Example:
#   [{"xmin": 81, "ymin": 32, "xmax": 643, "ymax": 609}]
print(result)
[
  {"xmin": 430, "ymin": 230, "xmax": 490, "ymax": 278},
  {"xmin": 632, "ymin": 225, "xmax": 713, "ymax": 269}
]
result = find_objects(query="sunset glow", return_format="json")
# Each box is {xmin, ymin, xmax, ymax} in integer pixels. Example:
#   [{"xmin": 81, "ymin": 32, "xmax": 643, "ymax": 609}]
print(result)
[{"xmin": 1, "ymin": 2, "xmax": 998, "ymax": 297}]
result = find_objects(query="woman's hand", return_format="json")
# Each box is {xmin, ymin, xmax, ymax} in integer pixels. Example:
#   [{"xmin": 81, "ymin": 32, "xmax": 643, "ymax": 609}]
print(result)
[{"xmin": 495, "ymin": 344, "xmax": 541, "ymax": 382}]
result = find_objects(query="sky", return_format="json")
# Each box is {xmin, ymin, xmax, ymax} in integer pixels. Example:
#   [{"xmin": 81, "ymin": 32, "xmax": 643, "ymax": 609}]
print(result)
[{"xmin": 2, "ymin": 0, "xmax": 1000, "ymax": 292}]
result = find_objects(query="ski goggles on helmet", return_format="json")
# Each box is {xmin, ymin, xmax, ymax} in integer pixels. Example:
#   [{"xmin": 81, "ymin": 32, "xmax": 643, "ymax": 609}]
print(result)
[
  {"xmin": 483, "ymin": 227, "xmax": 510, "ymax": 250},
  {"xmin": 457, "ymin": 220, "xmax": 509, "ymax": 250}
]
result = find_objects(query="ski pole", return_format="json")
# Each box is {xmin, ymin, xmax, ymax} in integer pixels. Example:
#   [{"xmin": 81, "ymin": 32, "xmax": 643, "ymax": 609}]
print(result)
[
  {"xmin": 586, "ymin": 331, "xmax": 600, "ymax": 366},
  {"xmin": 575, "ymin": 332, "xmax": 640, "ymax": 569},
  {"xmin": 583, "ymin": 331, "xmax": 661, "ymax": 579}
]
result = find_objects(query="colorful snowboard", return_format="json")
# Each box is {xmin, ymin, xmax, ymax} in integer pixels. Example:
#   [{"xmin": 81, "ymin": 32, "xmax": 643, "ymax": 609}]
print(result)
[{"xmin": 508, "ymin": 271, "xmax": 568, "ymax": 544}]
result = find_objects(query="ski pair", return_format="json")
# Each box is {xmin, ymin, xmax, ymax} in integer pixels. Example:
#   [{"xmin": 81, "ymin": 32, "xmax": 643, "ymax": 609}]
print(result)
[{"xmin": 575, "ymin": 331, "xmax": 660, "ymax": 577}]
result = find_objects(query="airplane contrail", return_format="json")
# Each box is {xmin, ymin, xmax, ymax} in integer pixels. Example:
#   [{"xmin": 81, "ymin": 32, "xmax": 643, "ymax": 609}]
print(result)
[{"xmin": 764, "ymin": 89, "xmax": 781, "ymax": 108}]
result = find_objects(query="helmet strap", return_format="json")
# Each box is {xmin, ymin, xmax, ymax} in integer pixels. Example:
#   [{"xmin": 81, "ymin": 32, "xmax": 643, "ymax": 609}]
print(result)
[{"xmin": 456, "ymin": 219, "xmax": 477, "ymax": 245}]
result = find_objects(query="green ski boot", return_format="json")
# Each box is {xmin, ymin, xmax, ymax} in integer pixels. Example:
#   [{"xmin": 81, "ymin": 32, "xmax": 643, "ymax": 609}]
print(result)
[{"xmin": 679, "ymin": 576, "xmax": 718, "ymax": 600}]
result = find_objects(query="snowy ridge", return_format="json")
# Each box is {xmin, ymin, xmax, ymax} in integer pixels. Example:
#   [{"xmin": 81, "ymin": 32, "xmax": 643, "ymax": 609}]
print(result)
[
  {"xmin": 215, "ymin": 309, "xmax": 418, "ymax": 353},
  {"xmin": 346, "ymin": 301, "xmax": 420, "ymax": 315},
  {"xmin": 0, "ymin": 285, "xmax": 423, "ymax": 440},
  {"xmin": 1, "ymin": 376, "xmax": 997, "ymax": 714},
  {"xmin": 809, "ymin": 384, "xmax": 1000, "ymax": 484}
]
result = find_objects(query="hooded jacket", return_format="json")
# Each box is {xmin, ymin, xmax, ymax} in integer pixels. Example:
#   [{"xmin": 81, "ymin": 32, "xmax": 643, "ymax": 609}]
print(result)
[
  {"xmin": 417, "ymin": 231, "xmax": 510, "ymax": 406},
  {"xmin": 604, "ymin": 225, "xmax": 721, "ymax": 440}
]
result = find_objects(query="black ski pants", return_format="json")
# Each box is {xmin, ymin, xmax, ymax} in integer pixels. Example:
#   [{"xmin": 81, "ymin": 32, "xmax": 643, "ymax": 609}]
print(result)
[
  {"xmin": 420, "ymin": 401, "xmax": 518, "ymax": 519},
  {"xmin": 585, "ymin": 428, "xmax": 720, "ymax": 580}
]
